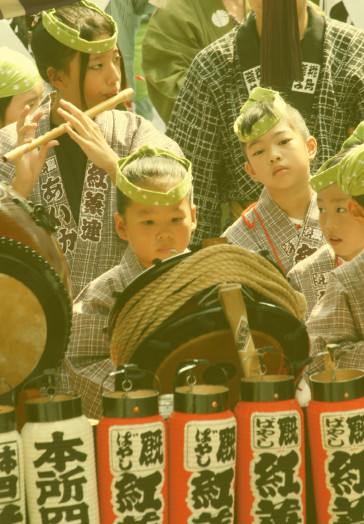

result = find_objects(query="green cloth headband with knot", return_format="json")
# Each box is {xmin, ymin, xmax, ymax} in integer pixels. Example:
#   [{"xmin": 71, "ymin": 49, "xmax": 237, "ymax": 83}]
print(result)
[
  {"xmin": 42, "ymin": 0, "xmax": 117, "ymax": 54},
  {"xmin": 116, "ymin": 145, "xmax": 192, "ymax": 206},
  {"xmin": 337, "ymin": 144, "xmax": 364, "ymax": 196},
  {"xmin": 0, "ymin": 48, "xmax": 42, "ymax": 98},
  {"xmin": 234, "ymin": 87, "xmax": 287, "ymax": 143},
  {"xmin": 310, "ymin": 120, "xmax": 364, "ymax": 193}
]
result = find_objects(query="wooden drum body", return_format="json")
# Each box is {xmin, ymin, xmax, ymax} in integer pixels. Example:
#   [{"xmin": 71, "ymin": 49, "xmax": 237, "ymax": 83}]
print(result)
[{"xmin": 0, "ymin": 182, "xmax": 72, "ymax": 399}]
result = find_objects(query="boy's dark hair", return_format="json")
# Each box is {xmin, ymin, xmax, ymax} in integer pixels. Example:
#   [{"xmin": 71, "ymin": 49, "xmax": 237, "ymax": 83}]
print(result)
[
  {"xmin": 239, "ymin": 101, "xmax": 310, "ymax": 154},
  {"xmin": 0, "ymin": 96, "xmax": 12, "ymax": 127},
  {"xmin": 31, "ymin": 4, "xmax": 127, "ymax": 108},
  {"xmin": 116, "ymin": 156, "xmax": 193, "ymax": 215}
]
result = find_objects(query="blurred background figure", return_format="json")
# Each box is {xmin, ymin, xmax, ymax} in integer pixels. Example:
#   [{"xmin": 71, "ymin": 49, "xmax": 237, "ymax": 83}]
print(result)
[
  {"xmin": 142, "ymin": 0, "xmax": 251, "ymax": 126},
  {"xmin": 105, "ymin": 0, "xmax": 155, "ymax": 119},
  {"xmin": 0, "ymin": 46, "xmax": 43, "ymax": 128},
  {"xmin": 319, "ymin": 0, "xmax": 364, "ymax": 27}
]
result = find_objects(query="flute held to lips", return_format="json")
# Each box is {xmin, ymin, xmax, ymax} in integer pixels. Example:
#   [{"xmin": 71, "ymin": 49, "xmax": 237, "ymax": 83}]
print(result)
[{"xmin": 2, "ymin": 87, "xmax": 134, "ymax": 163}]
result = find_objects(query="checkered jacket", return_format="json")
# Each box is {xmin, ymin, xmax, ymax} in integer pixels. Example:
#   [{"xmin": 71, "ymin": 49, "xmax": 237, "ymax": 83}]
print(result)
[
  {"xmin": 57, "ymin": 245, "xmax": 145, "ymax": 419},
  {"xmin": 307, "ymin": 250, "xmax": 364, "ymax": 375},
  {"xmin": 167, "ymin": 11, "xmax": 364, "ymax": 247},
  {"xmin": 221, "ymin": 188, "xmax": 324, "ymax": 275},
  {"xmin": 0, "ymin": 94, "xmax": 182, "ymax": 298},
  {"xmin": 287, "ymin": 243, "xmax": 336, "ymax": 319}
]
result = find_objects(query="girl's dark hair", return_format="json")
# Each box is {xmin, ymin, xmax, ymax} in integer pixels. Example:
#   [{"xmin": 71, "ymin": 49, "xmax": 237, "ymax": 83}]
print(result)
[
  {"xmin": 31, "ymin": 4, "xmax": 127, "ymax": 108},
  {"xmin": 239, "ymin": 100, "xmax": 310, "ymax": 152},
  {"xmin": 0, "ymin": 96, "xmax": 12, "ymax": 127},
  {"xmin": 116, "ymin": 156, "xmax": 193, "ymax": 215},
  {"xmin": 260, "ymin": 0, "xmax": 303, "ymax": 88}
]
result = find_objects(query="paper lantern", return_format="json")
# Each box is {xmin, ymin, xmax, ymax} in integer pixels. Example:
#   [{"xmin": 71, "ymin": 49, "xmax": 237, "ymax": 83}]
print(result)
[
  {"xmin": 235, "ymin": 375, "xmax": 306, "ymax": 523},
  {"xmin": 307, "ymin": 369, "xmax": 364, "ymax": 524},
  {"xmin": 21, "ymin": 394, "xmax": 99, "ymax": 523},
  {"xmin": 0, "ymin": 405, "xmax": 26, "ymax": 523}
]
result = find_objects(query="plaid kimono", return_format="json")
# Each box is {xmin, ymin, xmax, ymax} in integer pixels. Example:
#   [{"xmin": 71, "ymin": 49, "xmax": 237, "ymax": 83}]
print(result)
[
  {"xmin": 287, "ymin": 243, "xmax": 336, "ymax": 319},
  {"xmin": 221, "ymin": 188, "xmax": 324, "ymax": 274},
  {"xmin": 307, "ymin": 249, "xmax": 364, "ymax": 376},
  {"xmin": 0, "ymin": 93, "xmax": 182, "ymax": 298},
  {"xmin": 167, "ymin": 6, "xmax": 364, "ymax": 248},
  {"xmin": 57, "ymin": 245, "xmax": 145, "ymax": 419}
]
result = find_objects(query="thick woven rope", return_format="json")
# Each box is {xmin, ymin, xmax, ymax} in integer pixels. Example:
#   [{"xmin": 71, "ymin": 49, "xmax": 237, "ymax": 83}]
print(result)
[{"xmin": 110, "ymin": 244, "xmax": 307, "ymax": 366}]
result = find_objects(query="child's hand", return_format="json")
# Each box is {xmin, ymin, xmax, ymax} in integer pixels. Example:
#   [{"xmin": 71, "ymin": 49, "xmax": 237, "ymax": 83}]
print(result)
[
  {"xmin": 57, "ymin": 99, "xmax": 119, "ymax": 183},
  {"xmin": 12, "ymin": 106, "xmax": 58, "ymax": 198}
]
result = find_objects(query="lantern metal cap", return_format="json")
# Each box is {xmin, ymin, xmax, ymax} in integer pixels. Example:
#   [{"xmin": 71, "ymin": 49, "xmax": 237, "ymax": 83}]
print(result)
[
  {"xmin": 25, "ymin": 394, "xmax": 83, "ymax": 422},
  {"xmin": 174, "ymin": 384, "xmax": 229, "ymax": 414},
  {"xmin": 102, "ymin": 389, "xmax": 159, "ymax": 418},
  {"xmin": 0, "ymin": 405, "xmax": 16, "ymax": 433},
  {"xmin": 309, "ymin": 369, "xmax": 364, "ymax": 402},
  {"xmin": 240, "ymin": 375, "xmax": 295, "ymax": 402}
]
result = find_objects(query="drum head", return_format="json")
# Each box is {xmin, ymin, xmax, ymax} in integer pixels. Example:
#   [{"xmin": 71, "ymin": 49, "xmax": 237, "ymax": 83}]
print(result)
[
  {"xmin": 109, "ymin": 250, "xmax": 309, "ymax": 406},
  {"xmin": 0, "ymin": 238, "xmax": 72, "ymax": 397}
]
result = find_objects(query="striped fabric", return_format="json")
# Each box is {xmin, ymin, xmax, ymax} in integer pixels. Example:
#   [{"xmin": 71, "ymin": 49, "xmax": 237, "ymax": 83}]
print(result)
[{"xmin": 0, "ymin": 0, "xmax": 75, "ymax": 19}]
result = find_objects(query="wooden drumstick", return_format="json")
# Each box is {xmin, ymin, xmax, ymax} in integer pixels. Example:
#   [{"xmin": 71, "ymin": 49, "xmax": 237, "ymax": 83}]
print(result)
[
  {"xmin": 219, "ymin": 282, "xmax": 261, "ymax": 378},
  {"xmin": 2, "ymin": 87, "xmax": 134, "ymax": 163}
]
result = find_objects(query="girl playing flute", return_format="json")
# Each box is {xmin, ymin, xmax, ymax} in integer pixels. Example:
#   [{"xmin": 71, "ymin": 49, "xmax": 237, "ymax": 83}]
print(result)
[{"xmin": 0, "ymin": 0, "xmax": 182, "ymax": 298}]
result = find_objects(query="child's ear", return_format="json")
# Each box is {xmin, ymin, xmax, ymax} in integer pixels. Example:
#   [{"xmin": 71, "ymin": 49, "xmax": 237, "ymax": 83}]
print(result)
[
  {"xmin": 245, "ymin": 161, "xmax": 258, "ymax": 181},
  {"xmin": 347, "ymin": 199, "xmax": 364, "ymax": 223},
  {"xmin": 190, "ymin": 205, "xmax": 197, "ymax": 232},
  {"xmin": 306, "ymin": 136, "xmax": 317, "ymax": 161},
  {"xmin": 114, "ymin": 212, "xmax": 128, "ymax": 241},
  {"xmin": 47, "ymin": 67, "xmax": 67, "ymax": 89}
]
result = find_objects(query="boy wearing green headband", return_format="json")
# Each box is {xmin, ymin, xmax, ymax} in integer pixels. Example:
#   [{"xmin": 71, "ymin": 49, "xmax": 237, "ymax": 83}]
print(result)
[
  {"xmin": 288, "ymin": 146, "xmax": 364, "ymax": 318},
  {"xmin": 306, "ymin": 141, "xmax": 364, "ymax": 375},
  {"xmin": 0, "ymin": 1, "xmax": 182, "ymax": 298},
  {"xmin": 222, "ymin": 87, "xmax": 324, "ymax": 275},
  {"xmin": 58, "ymin": 145, "xmax": 196, "ymax": 418},
  {"xmin": 0, "ymin": 47, "xmax": 43, "ymax": 128}
]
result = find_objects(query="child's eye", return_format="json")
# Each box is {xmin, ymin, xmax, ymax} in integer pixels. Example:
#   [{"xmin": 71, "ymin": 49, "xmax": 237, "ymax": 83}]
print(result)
[
  {"xmin": 337, "ymin": 207, "xmax": 347, "ymax": 213},
  {"xmin": 279, "ymin": 139, "xmax": 291, "ymax": 145},
  {"xmin": 142, "ymin": 220, "xmax": 154, "ymax": 225},
  {"xmin": 171, "ymin": 217, "xmax": 182, "ymax": 223},
  {"xmin": 114, "ymin": 55, "xmax": 121, "ymax": 64},
  {"xmin": 90, "ymin": 63, "xmax": 102, "ymax": 70},
  {"xmin": 318, "ymin": 207, "xmax": 326, "ymax": 213},
  {"xmin": 252, "ymin": 149, "xmax": 264, "ymax": 156}
]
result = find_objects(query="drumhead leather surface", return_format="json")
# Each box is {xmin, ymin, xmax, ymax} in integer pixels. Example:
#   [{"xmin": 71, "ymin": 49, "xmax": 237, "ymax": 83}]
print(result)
[{"xmin": 0, "ymin": 237, "xmax": 72, "ymax": 397}]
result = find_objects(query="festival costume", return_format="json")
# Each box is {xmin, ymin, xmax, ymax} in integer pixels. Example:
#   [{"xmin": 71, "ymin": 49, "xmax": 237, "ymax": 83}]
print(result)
[
  {"xmin": 142, "ymin": 0, "xmax": 238, "ymax": 124},
  {"xmin": 287, "ymin": 243, "xmax": 337, "ymax": 318},
  {"xmin": 222, "ymin": 188, "xmax": 324, "ymax": 274},
  {"xmin": 59, "ymin": 245, "xmax": 144, "ymax": 419},
  {"xmin": 167, "ymin": 5, "xmax": 364, "ymax": 247},
  {"xmin": 0, "ymin": 94, "xmax": 182, "ymax": 297},
  {"xmin": 307, "ymin": 249, "xmax": 364, "ymax": 375}
]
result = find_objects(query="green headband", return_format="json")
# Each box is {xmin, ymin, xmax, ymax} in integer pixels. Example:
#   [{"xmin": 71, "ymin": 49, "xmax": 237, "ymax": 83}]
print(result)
[
  {"xmin": 116, "ymin": 145, "xmax": 192, "ymax": 206},
  {"xmin": 234, "ymin": 87, "xmax": 287, "ymax": 143},
  {"xmin": 309, "ymin": 156, "xmax": 339, "ymax": 192},
  {"xmin": 42, "ymin": 0, "xmax": 117, "ymax": 54},
  {"xmin": 337, "ymin": 144, "xmax": 364, "ymax": 196},
  {"xmin": 0, "ymin": 48, "xmax": 42, "ymax": 98},
  {"xmin": 310, "ymin": 120, "xmax": 364, "ymax": 193}
]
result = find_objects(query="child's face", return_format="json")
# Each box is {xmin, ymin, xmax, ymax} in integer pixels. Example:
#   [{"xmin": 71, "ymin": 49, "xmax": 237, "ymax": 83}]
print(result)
[
  {"xmin": 2, "ymin": 82, "xmax": 44, "ymax": 128},
  {"xmin": 317, "ymin": 182, "xmax": 364, "ymax": 261},
  {"xmin": 244, "ymin": 120, "xmax": 316, "ymax": 195},
  {"xmin": 51, "ymin": 39, "xmax": 122, "ymax": 110},
  {"xmin": 114, "ymin": 193, "xmax": 197, "ymax": 268}
]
